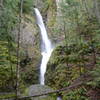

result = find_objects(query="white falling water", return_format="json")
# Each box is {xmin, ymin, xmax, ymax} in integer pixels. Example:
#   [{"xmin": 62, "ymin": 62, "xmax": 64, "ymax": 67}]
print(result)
[
  {"xmin": 34, "ymin": 8, "xmax": 62, "ymax": 100},
  {"xmin": 34, "ymin": 8, "xmax": 53, "ymax": 85},
  {"xmin": 57, "ymin": 96, "xmax": 62, "ymax": 100}
]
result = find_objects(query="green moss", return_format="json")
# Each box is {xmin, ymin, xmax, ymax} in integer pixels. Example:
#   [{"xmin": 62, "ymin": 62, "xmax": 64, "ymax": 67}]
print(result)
[
  {"xmin": 63, "ymin": 87, "xmax": 89, "ymax": 100},
  {"xmin": 45, "ymin": 43, "xmax": 89, "ymax": 99},
  {"xmin": 46, "ymin": 41, "xmax": 88, "ymax": 87},
  {"xmin": 0, "ymin": 93, "xmax": 16, "ymax": 99}
]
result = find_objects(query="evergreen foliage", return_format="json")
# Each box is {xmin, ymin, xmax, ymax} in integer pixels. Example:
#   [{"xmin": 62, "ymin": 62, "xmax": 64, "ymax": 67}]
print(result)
[
  {"xmin": 23, "ymin": 0, "xmax": 34, "ymax": 14},
  {"xmin": 0, "ymin": 0, "xmax": 18, "ymax": 91},
  {"xmin": 46, "ymin": 0, "xmax": 100, "ymax": 99},
  {"xmin": 0, "ymin": 0, "xmax": 100, "ymax": 99}
]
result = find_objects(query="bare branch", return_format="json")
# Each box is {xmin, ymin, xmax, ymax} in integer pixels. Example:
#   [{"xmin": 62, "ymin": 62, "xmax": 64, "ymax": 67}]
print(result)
[{"xmin": 1, "ymin": 73, "xmax": 91, "ymax": 100}]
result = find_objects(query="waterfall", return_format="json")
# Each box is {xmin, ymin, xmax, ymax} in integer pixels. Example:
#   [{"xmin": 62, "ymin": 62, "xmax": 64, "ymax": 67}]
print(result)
[
  {"xmin": 34, "ymin": 8, "xmax": 62, "ymax": 100},
  {"xmin": 34, "ymin": 8, "xmax": 53, "ymax": 85},
  {"xmin": 57, "ymin": 97, "xmax": 62, "ymax": 100}
]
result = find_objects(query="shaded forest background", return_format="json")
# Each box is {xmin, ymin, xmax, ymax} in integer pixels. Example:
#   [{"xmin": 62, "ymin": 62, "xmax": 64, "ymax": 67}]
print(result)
[{"xmin": 0, "ymin": 0, "xmax": 100, "ymax": 100}]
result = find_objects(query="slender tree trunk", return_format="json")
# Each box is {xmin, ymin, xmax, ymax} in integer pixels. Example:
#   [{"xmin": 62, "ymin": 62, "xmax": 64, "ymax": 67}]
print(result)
[
  {"xmin": 16, "ymin": 0, "xmax": 23, "ymax": 99},
  {"xmin": 90, "ymin": 36, "xmax": 96, "ymax": 67},
  {"xmin": 81, "ymin": 0, "xmax": 93, "ymax": 19},
  {"xmin": 8, "ymin": 40, "xmax": 14, "ymax": 89},
  {"xmin": 93, "ymin": 48, "xmax": 96, "ymax": 65},
  {"xmin": 74, "ymin": 5, "xmax": 83, "ymax": 76},
  {"xmin": 0, "ymin": 0, "xmax": 3, "ymax": 7},
  {"xmin": 93, "ymin": 0, "xmax": 100, "ymax": 23},
  {"xmin": 63, "ymin": 19, "xmax": 69, "ymax": 67}
]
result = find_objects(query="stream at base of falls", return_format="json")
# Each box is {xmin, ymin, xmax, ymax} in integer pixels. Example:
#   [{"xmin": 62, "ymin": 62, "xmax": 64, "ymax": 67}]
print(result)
[{"xmin": 57, "ymin": 97, "xmax": 62, "ymax": 100}]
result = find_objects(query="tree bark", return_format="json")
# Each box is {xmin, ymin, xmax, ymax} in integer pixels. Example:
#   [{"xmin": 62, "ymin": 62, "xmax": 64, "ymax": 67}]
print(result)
[
  {"xmin": 16, "ymin": 0, "xmax": 23, "ymax": 99},
  {"xmin": 0, "ymin": 0, "xmax": 3, "ymax": 7},
  {"xmin": 93, "ymin": 0, "xmax": 100, "ymax": 23}
]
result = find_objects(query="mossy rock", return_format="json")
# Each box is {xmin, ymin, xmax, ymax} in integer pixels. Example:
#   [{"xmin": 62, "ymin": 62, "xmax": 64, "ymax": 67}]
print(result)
[{"xmin": 23, "ymin": 84, "xmax": 56, "ymax": 100}]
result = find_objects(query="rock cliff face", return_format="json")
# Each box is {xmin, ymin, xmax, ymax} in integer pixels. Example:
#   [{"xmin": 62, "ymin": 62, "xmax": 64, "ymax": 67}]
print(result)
[
  {"xmin": 16, "ymin": 0, "xmax": 61, "ymax": 85},
  {"xmin": 18, "ymin": 15, "xmax": 41, "ymax": 85},
  {"xmin": 14, "ymin": 0, "xmax": 65, "ymax": 86},
  {"xmin": 34, "ymin": 0, "xmax": 65, "ymax": 43}
]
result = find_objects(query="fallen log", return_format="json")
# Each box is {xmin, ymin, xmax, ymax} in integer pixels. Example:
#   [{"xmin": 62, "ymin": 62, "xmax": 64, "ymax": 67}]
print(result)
[{"xmin": 1, "ymin": 73, "xmax": 92, "ymax": 100}]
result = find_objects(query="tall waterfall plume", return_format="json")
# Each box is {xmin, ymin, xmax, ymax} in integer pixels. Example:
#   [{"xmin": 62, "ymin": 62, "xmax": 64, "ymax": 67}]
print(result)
[{"xmin": 34, "ymin": 8, "xmax": 53, "ymax": 85}]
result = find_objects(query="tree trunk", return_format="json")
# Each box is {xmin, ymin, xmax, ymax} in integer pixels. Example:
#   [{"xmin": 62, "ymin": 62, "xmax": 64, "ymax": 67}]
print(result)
[
  {"xmin": 0, "ymin": 0, "xmax": 3, "ymax": 7},
  {"xmin": 16, "ymin": 0, "xmax": 23, "ymax": 99},
  {"xmin": 93, "ymin": 0, "xmax": 100, "ymax": 23}
]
